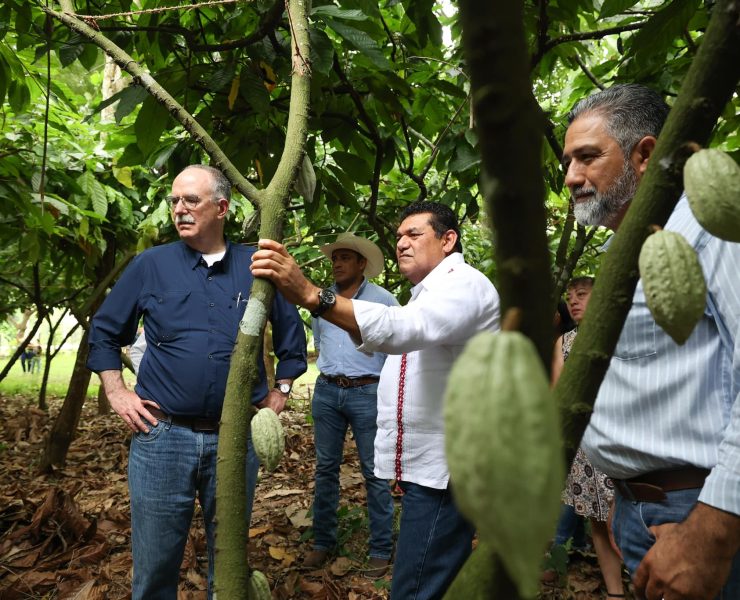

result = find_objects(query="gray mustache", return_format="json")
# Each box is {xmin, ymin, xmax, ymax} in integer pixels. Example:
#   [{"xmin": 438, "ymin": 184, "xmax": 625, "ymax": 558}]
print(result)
[{"xmin": 176, "ymin": 215, "xmax": 196, "ymax": 225}]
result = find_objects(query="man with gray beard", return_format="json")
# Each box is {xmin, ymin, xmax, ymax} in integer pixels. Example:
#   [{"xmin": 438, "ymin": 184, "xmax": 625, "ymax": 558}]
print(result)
[{"xmin": 562, "ymin": 84, "xmax": 740, "ymax": 600}]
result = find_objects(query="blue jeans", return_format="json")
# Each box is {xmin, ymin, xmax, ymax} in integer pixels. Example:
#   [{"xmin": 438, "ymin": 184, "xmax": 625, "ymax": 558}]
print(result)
[
  {"xmin": 128, "ymin": 418, "xmax": 260, "ymax": 600},
  {"xmin": 311, "ymin": 379, "xmax": 393, "ymax": 559},
  {"xmin": 391, "ymin": 481, "xmax": 475, "ymax": 600},
  {"xmin": 554, "ymin": 503, "xmax": 588, "ymax": 548},
  {"xmin": 613, "ymin": 488, "xmax": 740, "ymax": 599}
]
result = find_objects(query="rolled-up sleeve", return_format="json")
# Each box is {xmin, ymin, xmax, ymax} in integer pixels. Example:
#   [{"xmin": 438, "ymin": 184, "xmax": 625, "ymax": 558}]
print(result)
[
  {"xmin": 87, "ymin": 257, "xmax": 144, "ymax": 373},
  {"xmin": 271, "ymin": 292, "xmax": 308, "ymax": 380}
]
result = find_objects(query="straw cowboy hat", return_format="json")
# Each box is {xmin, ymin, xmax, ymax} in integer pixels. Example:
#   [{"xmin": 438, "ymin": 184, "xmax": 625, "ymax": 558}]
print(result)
[{"xmin": 320, "ymin": 233, "xmax": 385, "ymax": 279}]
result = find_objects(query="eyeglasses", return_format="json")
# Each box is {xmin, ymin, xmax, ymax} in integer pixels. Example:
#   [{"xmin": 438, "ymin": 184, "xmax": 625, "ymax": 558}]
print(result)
[{"xmin": 166, "ymin": 194, "xmax": 203, "ymax": 209}]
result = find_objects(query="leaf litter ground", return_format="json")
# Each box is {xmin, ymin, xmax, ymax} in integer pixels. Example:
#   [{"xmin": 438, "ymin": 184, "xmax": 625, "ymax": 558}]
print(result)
[{"xmin": 0, "ymin": 391, "xmax": 622, "ymax": 599}]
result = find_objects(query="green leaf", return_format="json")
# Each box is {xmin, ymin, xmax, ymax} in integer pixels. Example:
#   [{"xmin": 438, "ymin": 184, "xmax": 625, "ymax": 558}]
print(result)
[
  {"xmin": 449, "ymin": 141, "xmax": 480, "ymax": 173},
  {"xmin": 59, "ymin": 33, "xmax": 86, "ymax": 67},
  {"xmin": 78, "ymin": 43, "xmax": 99, "ymax": 70},
  {"xmin": 77, "ymin": 171, "xmax": 108, "ymax": 217},
  {"xmin": 114, "ymin": 86, "xmax": 150, "ymax": 124},
  {"xmin": 239, "ymin": 70, "xmax": 270, "ymax": 113},
  {"xmin": 7, "ymin": 79, "xmax": 30, "ymax": 113},
  {"xmin": 205, "ymin": 62, "xmax": 236, "ymax": 92},
  {"xmin": 309, "ymin": 29, "xmax": 335, "ymax": 76},
  {"xmin": 325, "ymin": 19, "xmax": 391, "ymax": 71},
  {"xmin": 311, "ymin": 6, "xmax": 366, "ymax": 21},
  {"xmin": 113, "ymin": 166, "xmax": 134, "ymax": 189},
  {"xmin": 134, "ymin": 96, "xmax": 169, "ymax": 157},
  {"xmin": 599, "ymin": 0, "xmax": 640, "ymax": 19},
  {"xmin": 0, "ymin": 55, "xmax": 7, "ymax": 105},
  {"xmin": 630, "ymin": 0, "xmax": 700, "ymax": 57},
  {"xmin": 331, "ymin": 151, "xmax": 372, "ymax": 185}
]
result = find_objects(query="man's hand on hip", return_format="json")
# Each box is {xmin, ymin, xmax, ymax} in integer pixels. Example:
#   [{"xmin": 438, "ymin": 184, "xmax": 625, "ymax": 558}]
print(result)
[{"xmin": 99, "ymin": 370, "xmax": 159, "ymax": 433}]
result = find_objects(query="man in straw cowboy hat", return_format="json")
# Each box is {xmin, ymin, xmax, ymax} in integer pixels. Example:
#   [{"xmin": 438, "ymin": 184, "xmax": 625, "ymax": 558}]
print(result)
[{"xmin": 303, "ymin": 232, "xmax": 399, "ymax": 577}]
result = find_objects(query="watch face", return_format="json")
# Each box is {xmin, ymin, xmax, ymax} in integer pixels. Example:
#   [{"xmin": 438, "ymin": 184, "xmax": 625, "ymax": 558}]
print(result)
[
  {"xmin": 320, "ymin": 289, "xmax": 336, "ymax": 304},
  {"xmin": 277, "ymin": 383, "xmax": 291, "ymax": 394}
]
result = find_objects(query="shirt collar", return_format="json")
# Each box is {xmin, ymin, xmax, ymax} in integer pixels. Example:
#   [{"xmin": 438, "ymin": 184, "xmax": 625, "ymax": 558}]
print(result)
[
  {"xmin": 329, "ymin": 276, "xmax": 368, "ymax": 299},
  {"xmin": 181, "ymin": 239, "xmax": 232, "ymax": 271},
  {"xmin": 410, "ymin": 252, "xmax": 464, "ymax": 300}
]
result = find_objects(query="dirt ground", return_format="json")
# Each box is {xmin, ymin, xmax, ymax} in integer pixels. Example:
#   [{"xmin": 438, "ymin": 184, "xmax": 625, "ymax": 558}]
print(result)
[{"xmin": 0, "ymin": 390, "xmax": 623, "ymax": 599}]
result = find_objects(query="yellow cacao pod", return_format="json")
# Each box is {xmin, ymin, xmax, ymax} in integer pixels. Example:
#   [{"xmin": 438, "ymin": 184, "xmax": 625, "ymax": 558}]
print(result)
[
  {"xmin": 248, "ymin": 569, "xmax": 271, "ymax": 600},
  {"xmin": 684, "ymin": 148, "xmax": 740, "ymax": 243},
  {"xmin": 639, "ymin": 230, "xmax": 707, "ymax": 345},
  {"xmin": 251, "ymin": 407, "xmax": 284, "ymax": 472},
  {"xmin": 444, "ymin": 331, "xmax": 563, "ymax": 598}
]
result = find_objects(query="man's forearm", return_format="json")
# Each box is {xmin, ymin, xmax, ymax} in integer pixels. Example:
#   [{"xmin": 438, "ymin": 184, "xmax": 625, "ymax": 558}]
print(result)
[{"xmin": 99, "ymin": 369, "xmax": 128, "ymax": 397}]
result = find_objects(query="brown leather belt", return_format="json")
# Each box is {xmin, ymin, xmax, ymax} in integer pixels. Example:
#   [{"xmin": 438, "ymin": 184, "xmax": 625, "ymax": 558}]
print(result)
[
  {"xmin": 320, "ymin": 374, "xmax": 380, "ymax": 388},
  {"xmin": 613, "ymin": 466, "xmax": 710, "ymax": 503},
  {"xmin": 148, "ymin": 407, "xmax": 220, "ymax": 432}
]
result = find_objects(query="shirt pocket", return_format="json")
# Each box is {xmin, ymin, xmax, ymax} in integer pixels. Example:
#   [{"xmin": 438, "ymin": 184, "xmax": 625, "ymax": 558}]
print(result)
[
  {"xmin": 612, "ymin": 282, "xmax": 657, "ymax": 361},
  {"xmin": 146, "ymin": 291, "xmax": 191, "ymax": 343}
]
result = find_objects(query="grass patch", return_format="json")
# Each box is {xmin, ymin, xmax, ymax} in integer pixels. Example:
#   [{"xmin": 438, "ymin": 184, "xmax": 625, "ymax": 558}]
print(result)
[{"xmin": 1, "ymin": 351, "xmax": 320, "ymax": 400}]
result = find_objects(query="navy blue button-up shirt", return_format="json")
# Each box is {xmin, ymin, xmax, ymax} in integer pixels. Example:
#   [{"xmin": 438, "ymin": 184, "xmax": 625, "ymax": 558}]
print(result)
[{"xmin": 87, "ymin": 240, "xmax": 307, "ymax": 417}]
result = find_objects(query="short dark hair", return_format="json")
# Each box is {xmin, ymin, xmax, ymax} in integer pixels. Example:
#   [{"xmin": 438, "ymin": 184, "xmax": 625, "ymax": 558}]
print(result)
[
  {"xmin": 567, "ymin": 84, "xmax": 670, "ymax": 158},
  {"xmin": 400, "ymin": 201, "xmax": 463, "ymax": 253},
  {"xmin": 182, "ymin": 164, "xmax": 232, "ymax": 202},
  {"xmin": 567, "ymin": 276, "xmax": 595, "ymax": 290}
]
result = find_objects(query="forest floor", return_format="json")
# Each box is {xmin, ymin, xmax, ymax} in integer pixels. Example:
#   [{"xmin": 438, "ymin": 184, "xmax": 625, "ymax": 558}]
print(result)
[{"xmin": 0, "ymin": 389, "xmax": 627, "ymax": 599}]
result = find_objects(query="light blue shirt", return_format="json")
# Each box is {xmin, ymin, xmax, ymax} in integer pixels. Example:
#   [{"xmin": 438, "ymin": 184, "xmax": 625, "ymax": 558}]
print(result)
[
  {"xmin": 313, "ymin": 278, "xmax": 398, "ymax": 377},
  {"xmin": 582, "ymin": 195, "xmax": 740, "ymax": 516}
]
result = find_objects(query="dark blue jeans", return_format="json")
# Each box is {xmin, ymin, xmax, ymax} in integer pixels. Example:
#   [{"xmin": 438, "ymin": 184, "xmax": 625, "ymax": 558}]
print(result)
[
  {"xmin": 311, "ymin": 378, "xmax": 393, "ymax": 559},
  {"xmin": 613, "ymin": 488, "xmax": 740, "ymax": 599},
  {"xmin": 128, "ymin": 419, "xmax": 260, "ymax": 600},
  {"xmin": 391, "ymin": 481, "xmax": 475, "ymax": 600}
]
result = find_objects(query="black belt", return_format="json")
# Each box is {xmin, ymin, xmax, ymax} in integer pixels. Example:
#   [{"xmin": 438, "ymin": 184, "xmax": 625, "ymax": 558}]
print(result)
[
  {"xmin": 320, "ymin": 374, "xmax": 380, "ymax": 388},
  {"xmin": 148, "ymin": 407, "xmax": 220, "ymax": 432},
  {"xmin": 613, "ymin": 466, "xmax": 710, "ymax": 503}
]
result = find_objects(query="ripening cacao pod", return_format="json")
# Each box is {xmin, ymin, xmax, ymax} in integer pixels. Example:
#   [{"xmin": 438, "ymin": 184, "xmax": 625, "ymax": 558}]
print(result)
[
  {"xmin": 251, "ymin": 407, "xmax": 284, "ymax": 471},
  {"xmin": 684, "ymin": 148, "xmax": 740, "ymax": 243},
  {"xmin": 444, "ymin": 331, "xmax": 564, "ymax": 598},
  {"xmin": 638, "ymin": 229, "xmax": 707, "ymax": 345},
  {"xmin": 248, "ymin": 569, "xmax": 271, "ymax": 600}
]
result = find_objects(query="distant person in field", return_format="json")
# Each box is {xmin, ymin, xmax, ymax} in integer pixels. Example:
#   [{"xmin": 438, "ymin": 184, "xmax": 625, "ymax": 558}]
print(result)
[
  {"xmin": 302, "ymin": 233, "xmax": 397, "ymax": 577},
  {"xmin": 251, "ymin": 200, "xmax": 501, "ymax": 600},
  {"xmin": 563, "ymin": 83, "xmax": 740, "ymax": 599},
  {"xmin": 551, "ymin": 276, "xmax": 624, "ymax": 599},
  {"xmin": 87, "ymin": 164, "xmax": 307, "ymax": 600}
]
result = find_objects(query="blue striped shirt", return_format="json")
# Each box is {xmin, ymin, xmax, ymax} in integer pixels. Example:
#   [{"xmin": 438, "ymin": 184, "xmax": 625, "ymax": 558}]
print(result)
[
  {"xmin": 313, "ymin": 278, "xmax": 398, "ymax": 377},
  {"xmin": 582, "ymin": 195, "xmax": 740, "ymax": 515}
]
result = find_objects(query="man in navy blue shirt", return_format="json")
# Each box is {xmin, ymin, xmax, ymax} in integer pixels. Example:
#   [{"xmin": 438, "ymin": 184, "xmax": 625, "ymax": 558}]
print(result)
[{"xmin": 87, "ymin": 164, "xmax": 307, "ymax": 599}]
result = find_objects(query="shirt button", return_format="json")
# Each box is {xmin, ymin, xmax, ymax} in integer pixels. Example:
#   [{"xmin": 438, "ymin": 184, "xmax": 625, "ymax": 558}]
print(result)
[
  {"xmin": 208, "ymin": 354, "xmax": 213, "ymax": 359},
  {"xmin": 208, "ymin": 276, "xmax": 213, "ymax": 281},
  {"xmin": 209, "ymin": 302, "xmax": 215, "ymax": 307}
]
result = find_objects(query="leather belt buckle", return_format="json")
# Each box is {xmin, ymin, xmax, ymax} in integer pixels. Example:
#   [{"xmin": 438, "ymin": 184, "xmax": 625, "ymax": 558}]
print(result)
[{"xmin": 336, "ymin": 376, "xmax": 351, "ymax": 388}]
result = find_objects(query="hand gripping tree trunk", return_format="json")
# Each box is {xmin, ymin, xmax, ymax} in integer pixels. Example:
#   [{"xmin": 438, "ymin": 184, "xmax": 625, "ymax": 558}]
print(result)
[
  {"xmin": 445, "ymin": 0, "xmax": 740, "ymax": 598},
  {"xmin": 46, "ymin": 1, "xmax": 312, "ymax": 596}
]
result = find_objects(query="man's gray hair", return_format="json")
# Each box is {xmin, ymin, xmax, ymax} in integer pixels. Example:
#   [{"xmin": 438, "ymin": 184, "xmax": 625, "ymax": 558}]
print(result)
[
  {"xmin": 567, "ymin": 84, "xmax": 670, "ymax": 157},
  {"xmin": 182, "ymin": 164, "xmax": 232, "ymax": 202}
]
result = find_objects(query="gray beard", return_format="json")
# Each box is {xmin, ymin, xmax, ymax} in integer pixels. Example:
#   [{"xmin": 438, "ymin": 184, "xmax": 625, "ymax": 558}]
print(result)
[{"xmin": 573, "ymin": 162, "xmax": 639, "ymax": 227}]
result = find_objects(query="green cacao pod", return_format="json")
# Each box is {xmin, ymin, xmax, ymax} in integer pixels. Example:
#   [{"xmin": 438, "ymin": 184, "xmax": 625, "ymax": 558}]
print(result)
[
  {"xmin": 684, "ymin": 148, "xmax": 740, "ymax": 243},
  {"xmin": 638, "ymin": 230, "xmax": 707, "ymax": 345},
  {"xmin": 251, "ymin": 407, "xmax": 284, "ymax": 472},
  {"xmin": 248, "ymin": 569, "xmax": 271, "ymax": 600},
  {"xmin": 444, "ymin": 331, "xmax": 564, "ymax": 598}
]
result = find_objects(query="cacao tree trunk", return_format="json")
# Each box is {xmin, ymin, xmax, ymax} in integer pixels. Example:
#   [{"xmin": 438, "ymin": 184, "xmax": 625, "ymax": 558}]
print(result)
[
  {"xmin": 97, "ymin": 384, "xmax": 110, "ymax": 415},
  {"xmin": 39, "ymin": 328, "xmax": 93, "ymax": 472}
]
